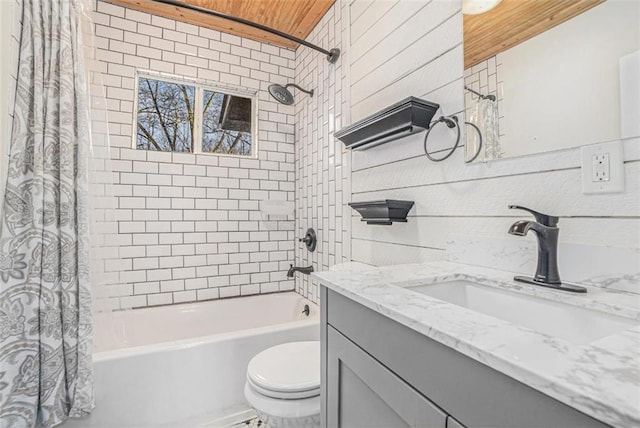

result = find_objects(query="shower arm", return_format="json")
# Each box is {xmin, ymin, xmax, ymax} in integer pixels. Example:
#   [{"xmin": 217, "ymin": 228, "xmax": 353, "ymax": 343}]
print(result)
[
  {"xmin": 285, "ymin": 84, "xmax": 314, "ymax": 96},
  {"xmin": 148, "ymin": 0, "xmax": 341, "ymax": 63},
  {"xmin": 464, "ymin": 86, "xmax": 496, "ymax": 101}
]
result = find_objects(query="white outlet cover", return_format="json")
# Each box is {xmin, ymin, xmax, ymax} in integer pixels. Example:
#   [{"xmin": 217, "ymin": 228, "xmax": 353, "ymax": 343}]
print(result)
[{"xmin": 581, "ymin": 141, "xmax": 624, "ymax": 194}]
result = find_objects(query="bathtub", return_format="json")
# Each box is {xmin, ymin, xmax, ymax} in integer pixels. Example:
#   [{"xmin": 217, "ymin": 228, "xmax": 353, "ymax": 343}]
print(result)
[{"xmin": 64, "ymin": 292, "xmax": 319, "ymax": 427}]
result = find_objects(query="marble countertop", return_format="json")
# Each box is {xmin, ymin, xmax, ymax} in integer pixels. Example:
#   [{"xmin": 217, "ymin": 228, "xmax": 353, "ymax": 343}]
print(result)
[{"xmin": 313, "ymin": 261, "xmax": 640, "ymax": 428}]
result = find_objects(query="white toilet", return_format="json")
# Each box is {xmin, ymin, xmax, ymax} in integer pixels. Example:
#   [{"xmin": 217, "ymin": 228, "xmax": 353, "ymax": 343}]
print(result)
[{"xmin": 244, "ymin": 341, "xmax": 321, "ymax": 428}]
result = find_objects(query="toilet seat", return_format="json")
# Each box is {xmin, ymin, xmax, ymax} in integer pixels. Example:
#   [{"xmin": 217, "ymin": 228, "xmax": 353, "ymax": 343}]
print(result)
[
  {"xmin": 246, "ymin": 341, "xmax": 320, "ymax": 400},
  {"xmin": 247, "ymin": 375, "xmax": 319, "ymax": 399}
]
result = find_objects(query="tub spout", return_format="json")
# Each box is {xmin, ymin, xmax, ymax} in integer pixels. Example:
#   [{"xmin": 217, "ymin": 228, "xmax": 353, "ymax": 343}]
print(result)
[{"xmin": 287, "ymin": 264, "xmax": 314, "ymax": 278}]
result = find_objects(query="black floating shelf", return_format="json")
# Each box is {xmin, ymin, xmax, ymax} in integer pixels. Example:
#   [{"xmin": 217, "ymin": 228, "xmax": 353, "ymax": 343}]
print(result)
[
  {"xmin": 349, "ymin": 200, "xmax": 415, "ymax": 225},
  {"xmin": 335, "ymin": 97, "xmax": 439, "ymax": 150}
]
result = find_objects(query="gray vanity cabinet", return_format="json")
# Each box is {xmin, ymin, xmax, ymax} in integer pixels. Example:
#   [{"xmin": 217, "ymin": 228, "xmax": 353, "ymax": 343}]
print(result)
[{"xmin": 320, "ymin": 286, "xmax": 609, "ymax": 428}]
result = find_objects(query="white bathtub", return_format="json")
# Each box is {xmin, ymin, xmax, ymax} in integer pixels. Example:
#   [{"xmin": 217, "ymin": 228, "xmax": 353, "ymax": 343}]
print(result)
[{"xmin": 65, "ymin": 292, "xmax": 319, "ymax": 427}]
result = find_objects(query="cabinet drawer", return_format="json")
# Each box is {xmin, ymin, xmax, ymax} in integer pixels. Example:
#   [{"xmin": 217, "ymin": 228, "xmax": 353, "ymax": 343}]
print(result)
[{"xmin": 327, "ymin": 326, "xmax": 447, "ymax": 428}]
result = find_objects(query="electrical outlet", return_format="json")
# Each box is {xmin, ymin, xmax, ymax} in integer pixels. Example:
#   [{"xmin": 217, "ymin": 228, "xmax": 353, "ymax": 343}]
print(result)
[
  {"xmin": 591, "ymin": 153, "xmax": 610, "ymax": 182},
  {"xmin": 581, "ymin": 141, "xmax": 624, "ymax": 194}
]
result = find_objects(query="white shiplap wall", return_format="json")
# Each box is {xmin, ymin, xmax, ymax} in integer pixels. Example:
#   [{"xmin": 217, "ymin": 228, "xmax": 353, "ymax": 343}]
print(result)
[
  {"xmin": 294, "ymin": 1, "xmax": 351, "ymax": 304},
  {"xmin": 346, "ymin": 1, "xmax": 640, "ymax": 280},
  {"xmin": 348, "ymin": 0, "xmax": 464, "ymax": 265}
]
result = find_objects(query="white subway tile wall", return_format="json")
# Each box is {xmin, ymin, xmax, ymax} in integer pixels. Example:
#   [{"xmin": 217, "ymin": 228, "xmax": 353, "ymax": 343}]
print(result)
[
  {"xmin": 294, "ymin": 2, "xmax": 352, "ymax": 304},
  {"xmin": 94, "ymin": 1, "xmax": 298, "ymax": 309}
]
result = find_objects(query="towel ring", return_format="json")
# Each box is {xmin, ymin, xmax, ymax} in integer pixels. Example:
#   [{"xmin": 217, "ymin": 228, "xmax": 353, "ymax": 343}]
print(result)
[
  {"xmin": 423, "ymin": 115, "xmax": 460, "ymax": 162},
  {"xmin": 464, "ymin": 121, "xmax": 483, "ymax": 164}
]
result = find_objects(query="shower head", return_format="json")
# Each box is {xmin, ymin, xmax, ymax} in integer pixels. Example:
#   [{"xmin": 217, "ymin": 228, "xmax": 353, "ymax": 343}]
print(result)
[
  {"xmin": 268, "ymin": 84, "xmax": 294, "ymax": 105},
  {"xmin": 268, "ymin": 83, "xmax": 314, "ymax": 105}
]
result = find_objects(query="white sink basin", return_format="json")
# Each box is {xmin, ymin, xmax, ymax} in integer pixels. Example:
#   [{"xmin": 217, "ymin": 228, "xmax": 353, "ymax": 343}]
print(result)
[{"xmin": 408, "ymin": 280, "xmax": 637, "ymax": 344}]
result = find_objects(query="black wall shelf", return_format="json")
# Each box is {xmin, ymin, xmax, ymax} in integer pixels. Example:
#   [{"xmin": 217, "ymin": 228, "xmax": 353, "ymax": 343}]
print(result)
[
  {"xmin": 349, "ymin": 200, "xmax": 415, "ymax": 225},
  {"xmin": 335, "ymin": 97, "xmax": 439, "ymax": 150}
]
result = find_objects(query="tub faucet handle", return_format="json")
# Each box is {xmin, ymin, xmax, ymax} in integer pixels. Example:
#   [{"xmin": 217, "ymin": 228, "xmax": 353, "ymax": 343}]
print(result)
[{"xmin": 298, "ymin": 228, "xmax": 317, "ymax": 252}]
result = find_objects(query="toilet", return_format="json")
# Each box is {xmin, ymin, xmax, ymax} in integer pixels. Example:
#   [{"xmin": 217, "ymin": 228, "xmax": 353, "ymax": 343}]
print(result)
[{"xmin": 244, "ymin": 341, "xmax": 321, "ymax": 428}]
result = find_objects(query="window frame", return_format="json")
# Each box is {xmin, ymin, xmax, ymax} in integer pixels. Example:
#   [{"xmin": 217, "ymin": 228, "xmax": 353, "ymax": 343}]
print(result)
[{"xmin": 132, "ymin": 70, "xmax": 259, "ymax": 159}]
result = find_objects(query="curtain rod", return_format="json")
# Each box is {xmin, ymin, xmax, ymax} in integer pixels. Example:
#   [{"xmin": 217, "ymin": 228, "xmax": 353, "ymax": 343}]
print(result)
[{"xmin": 148, "ymin": 0, "xmax": 340, "ymax": 63}]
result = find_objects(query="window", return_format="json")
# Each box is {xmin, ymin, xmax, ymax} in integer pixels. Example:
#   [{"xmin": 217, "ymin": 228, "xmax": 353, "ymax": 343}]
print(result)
[
  {"xmin": 202, "ymin": 90, "xmax": 252, "ymax": 156},
  {"xmin": 135, "ymin": 74, "xmax": 255, "ymax": 156}
]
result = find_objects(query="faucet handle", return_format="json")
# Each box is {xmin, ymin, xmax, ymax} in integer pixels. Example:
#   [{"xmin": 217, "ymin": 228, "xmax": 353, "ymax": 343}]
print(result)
[
  {"xmin": 508, "ymin": 205, "xmax": 559, "ymax": 227},
  {"xmin": 298, "ymin": 228, "xmax": 317, "ymax": 252}
]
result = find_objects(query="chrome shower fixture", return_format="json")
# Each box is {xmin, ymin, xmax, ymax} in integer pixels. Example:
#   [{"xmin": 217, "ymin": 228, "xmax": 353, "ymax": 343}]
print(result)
[{"xmin": 268, "ymin": 84, "xmax": 314, "ymax": 105}]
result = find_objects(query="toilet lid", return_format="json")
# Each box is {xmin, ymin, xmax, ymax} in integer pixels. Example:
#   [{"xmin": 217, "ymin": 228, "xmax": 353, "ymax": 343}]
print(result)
[{"xmin": 247, "ymin": 341, "xmax": 320, "ymax": 399}]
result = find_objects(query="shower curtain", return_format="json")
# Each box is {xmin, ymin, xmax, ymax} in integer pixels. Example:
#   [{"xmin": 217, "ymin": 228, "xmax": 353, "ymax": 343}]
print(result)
[{"xmin": 0, "ymin": 0, "xmax": 94, "ymax": 426}]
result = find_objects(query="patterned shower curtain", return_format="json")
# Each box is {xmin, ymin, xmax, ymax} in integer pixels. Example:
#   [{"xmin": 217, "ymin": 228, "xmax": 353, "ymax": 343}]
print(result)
[{"xmin": 0, "ymin": 0, "xmax": 94, "ymax": 426}]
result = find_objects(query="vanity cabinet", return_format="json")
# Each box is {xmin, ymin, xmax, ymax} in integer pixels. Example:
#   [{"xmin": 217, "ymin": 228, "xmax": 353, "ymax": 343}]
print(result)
[{"xmin": 320, "ymin": 286, "xmax": 609, "ymax": 428}]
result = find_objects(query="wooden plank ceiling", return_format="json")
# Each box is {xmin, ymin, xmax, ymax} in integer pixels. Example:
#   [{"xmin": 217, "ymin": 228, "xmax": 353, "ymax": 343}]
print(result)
[
  {"xmin": 464, "ymin": 0, "xmax": 605, "ymax": 69},
  {"xmin": 106, "ymin": 0, "xmax": 335, "ymax": 49}
]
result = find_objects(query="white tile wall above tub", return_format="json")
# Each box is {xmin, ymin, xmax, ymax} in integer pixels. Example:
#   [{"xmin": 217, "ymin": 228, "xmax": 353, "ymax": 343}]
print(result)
[
  {"xmin": 93, "ymin": 1, "xmax": 297, "ymax": 309},
  {"xmin": 294, "ymin": 1, "xmax": 352, "ymax": 305}
]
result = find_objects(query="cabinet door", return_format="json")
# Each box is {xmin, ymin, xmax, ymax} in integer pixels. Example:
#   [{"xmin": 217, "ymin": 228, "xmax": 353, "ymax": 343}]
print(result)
[
  {"xmin": 446, "ymin": 416, "xmax": 466, "ymax": 428},
  {"xmin": 326, "ymin": 326, "xmax": 447, "ymax": 428}
]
